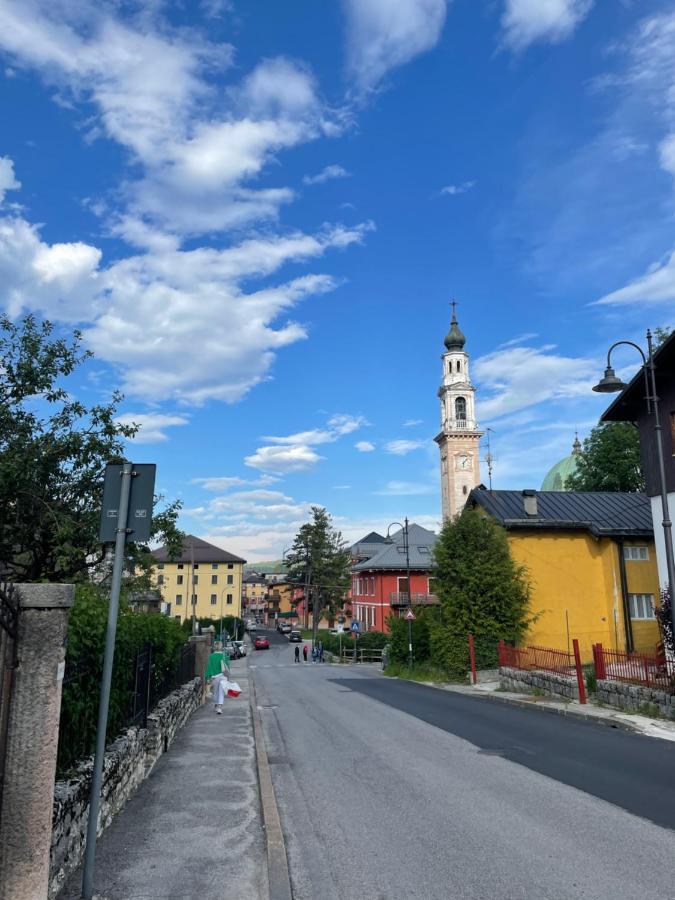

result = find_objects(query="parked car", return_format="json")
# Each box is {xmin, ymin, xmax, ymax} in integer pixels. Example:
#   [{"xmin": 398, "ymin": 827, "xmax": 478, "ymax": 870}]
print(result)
[
  {"xmin": 224, "ymin": 641, "xmax": 241, "ymax": 659},
  {"xmin": 233, "ymin": 640, "xmax": 247, "ymax": 657},
  {"xmin": 247, "ymin": 622, "xmax": 257, "ymax": 633},
  {"xmin": 279, "ymin": 623, "xmax": 292, "ymax": 634},
  {"xmin": 289, "ymin": 630, "xmax": 302, "ymax": 642},
  {"xmin": 254, "ymin": 636, "xmax": 270, "ymax": 650}
]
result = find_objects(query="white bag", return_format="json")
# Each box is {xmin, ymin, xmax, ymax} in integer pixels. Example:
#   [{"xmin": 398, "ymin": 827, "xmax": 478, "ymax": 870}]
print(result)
[{"xmin": 226, "ymin": 680, "xmax": 241, "ymax": 698}]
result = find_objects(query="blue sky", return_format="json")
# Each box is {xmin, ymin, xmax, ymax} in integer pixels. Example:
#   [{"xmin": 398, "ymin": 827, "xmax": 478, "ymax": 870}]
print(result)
[{"xmin": 0, "ymin": 0, "xmax": 673, "ymax": 560}]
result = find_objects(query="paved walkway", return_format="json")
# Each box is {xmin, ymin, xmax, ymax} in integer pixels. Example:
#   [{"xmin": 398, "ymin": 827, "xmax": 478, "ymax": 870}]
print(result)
[{"xmin": 62, "ymin": 655, "xmax": 267, "ymax": 900}]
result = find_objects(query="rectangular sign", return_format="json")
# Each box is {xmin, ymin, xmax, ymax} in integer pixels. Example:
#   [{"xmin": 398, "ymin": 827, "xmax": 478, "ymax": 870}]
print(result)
[{"xmin": 99, "ymin": 463, "xmax": 156, "ymax": 543}]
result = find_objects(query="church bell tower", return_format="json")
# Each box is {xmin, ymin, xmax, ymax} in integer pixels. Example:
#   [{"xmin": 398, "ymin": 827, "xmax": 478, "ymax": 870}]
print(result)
[{"xmin": 434, "ymin": 303, "xmax": 483, "ymax": 520}]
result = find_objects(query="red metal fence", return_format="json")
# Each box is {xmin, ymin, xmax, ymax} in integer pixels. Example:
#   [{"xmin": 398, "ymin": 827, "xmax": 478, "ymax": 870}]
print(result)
[
  {"xmin": 498, "ymin": 641, "xmax": 575, "ymax": 676},
  {"xmin": 593, "ymin": 643, "xmax": 675, "ymax": 690}
]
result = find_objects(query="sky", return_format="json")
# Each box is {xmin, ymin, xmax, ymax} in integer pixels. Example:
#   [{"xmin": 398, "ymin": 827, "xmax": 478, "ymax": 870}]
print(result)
[{"xmin": 0, "ymin": 0, "xmax": 674, "ymax": 561}]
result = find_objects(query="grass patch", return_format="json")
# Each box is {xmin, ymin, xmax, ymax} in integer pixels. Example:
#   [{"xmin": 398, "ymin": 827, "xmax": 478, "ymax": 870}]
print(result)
[{"xmin": 383, "ymin": 662, "xmax": 464, "ymax": 684}]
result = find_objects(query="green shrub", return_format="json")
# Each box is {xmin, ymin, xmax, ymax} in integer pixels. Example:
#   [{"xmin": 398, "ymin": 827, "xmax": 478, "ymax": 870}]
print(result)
[{"xmin": 386, "ymin": 614, "xmax": 432, "ymax": 664}]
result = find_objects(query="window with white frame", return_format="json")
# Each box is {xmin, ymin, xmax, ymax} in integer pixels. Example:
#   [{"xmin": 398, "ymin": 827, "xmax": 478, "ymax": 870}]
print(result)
[
  {"xmin": 629, "ymin": 593, "xmax": 656, "ymax": 620},
  {"xmin": 624, "ymin": 546, "xmax": 649, "ymax": 561}
]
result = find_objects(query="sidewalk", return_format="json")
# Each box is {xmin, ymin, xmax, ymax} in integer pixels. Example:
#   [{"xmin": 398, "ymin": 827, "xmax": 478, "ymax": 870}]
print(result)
[
  {"xmin": 61, "ymin": 654, "xmax": 267, "ymax": 900},
  {"xmin": 439, "ymin": 679, "xmax": 675, "ymax": 743}
]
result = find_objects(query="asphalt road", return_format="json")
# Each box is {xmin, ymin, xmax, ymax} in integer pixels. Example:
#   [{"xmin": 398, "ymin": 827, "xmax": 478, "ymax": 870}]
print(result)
[{"xmin": 251, "ymin": 627, "xmax": 675, "ymax": 900}]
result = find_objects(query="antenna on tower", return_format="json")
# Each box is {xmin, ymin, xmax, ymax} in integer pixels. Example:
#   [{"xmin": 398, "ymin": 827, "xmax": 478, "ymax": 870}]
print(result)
[{"xmin": 484, "ymin": 427, "xmax": 495, "ymax": 491}]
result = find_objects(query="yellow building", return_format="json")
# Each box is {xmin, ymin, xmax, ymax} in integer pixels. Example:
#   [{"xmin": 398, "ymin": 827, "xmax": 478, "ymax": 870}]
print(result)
[
  {"xmin": 151, "ymin": 535, "xmax": 246, "ymax": 624},
  {"xmin": 267, "ymin": 580, "xmax": 296, "ymax": 618},
  {"xmin": 242, "ymin": 574, "xmax": 267, "ymax": 619},
  {"xmin": 469, "ymin": 489, "xmax": 661, "ymax": 662}
]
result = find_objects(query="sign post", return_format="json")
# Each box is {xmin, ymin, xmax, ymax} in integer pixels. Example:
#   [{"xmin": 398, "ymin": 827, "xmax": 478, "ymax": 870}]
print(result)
[
  {"xmin": 404, "ymin": 608, "xmax": 416, "ymax": 669},
  {"xmin": 350, "ymin": 620, "xmax": 360, "ymax": 664},
  {"xmin": 82, "ymin": 462, "xmax": 155, "ymax": 899}
]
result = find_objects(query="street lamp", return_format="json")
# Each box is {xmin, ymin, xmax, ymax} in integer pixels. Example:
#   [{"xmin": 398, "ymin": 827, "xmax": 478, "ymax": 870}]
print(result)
[
  {"xmin": 593, "ymin": 330, "xmax": 675, "ymax": 640},
  {"xmin": 386, "ymin": 518, "xmax": 413, "ymax": 669}
]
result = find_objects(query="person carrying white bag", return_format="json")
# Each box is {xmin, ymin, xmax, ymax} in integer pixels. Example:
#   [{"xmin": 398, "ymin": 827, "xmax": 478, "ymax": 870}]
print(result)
[{"xmin": 211, "ymin": 674, "xmax": 242, "ymax": 714}]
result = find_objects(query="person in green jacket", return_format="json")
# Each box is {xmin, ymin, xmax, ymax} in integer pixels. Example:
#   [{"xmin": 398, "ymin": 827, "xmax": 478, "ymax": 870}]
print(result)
[{"xmin": 205, "ymin": 642, "xmax": 230, "ymax": 713}]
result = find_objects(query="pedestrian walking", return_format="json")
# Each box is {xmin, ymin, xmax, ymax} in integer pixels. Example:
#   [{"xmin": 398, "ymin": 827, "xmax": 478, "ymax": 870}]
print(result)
[
  {"xmin": 318, "ymin": 641, "xmax": 324, "ymax": 663},
  {"xmin": 294, "ymin": 645, "xmax": 300, "ymax": 663},
  {"xmin": 311, "ymin": 646, "xmax": 317, "ymax": 664},
  {"xmin": 205, "ymin": 641, "xmax": 231, "ymax": 714},
  {"xmin": 303, "ymin": 644, "xmax": 308, "ymax": 662}
]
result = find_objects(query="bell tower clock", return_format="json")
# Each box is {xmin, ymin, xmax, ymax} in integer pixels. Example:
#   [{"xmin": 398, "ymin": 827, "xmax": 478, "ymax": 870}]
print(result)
[{"xmin": 434, "ymin": 303, "xmax": 483, "ymax": 520}]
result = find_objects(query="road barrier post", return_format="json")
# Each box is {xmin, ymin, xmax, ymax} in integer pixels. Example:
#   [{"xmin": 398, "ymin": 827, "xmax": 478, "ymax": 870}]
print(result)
[
  {"xmin": 468, "ymin": 633, "xmax": 477, "ymax": 685},
  {"xmin": 572, "ymin": 638, "xmax": 586, "ymax": 704}
]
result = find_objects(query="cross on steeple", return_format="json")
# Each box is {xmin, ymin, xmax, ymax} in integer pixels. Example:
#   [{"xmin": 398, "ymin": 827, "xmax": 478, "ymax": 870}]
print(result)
[{"xmin": 450, "ymin": 299, "xmax": 458, "ymax": 320}]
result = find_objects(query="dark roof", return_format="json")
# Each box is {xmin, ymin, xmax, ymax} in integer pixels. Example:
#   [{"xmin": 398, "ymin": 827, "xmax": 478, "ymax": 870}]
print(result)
[
  {"xmin": 352, "ymin": 523, "xmax": 438, "ymax": 571},
  {"xmin": 468, "ymin": 488, "xmax": 653, "ymax": 538},
  {"xmin": 152, "ymin": 534, "xmax": 246, "ymax": 564},
  {"xmin": 357, "ymin": 531, "xmax": 386, "ymax": 544},
  {"xmin": 350, "ymin": 531, "xmax": 387, "ymax": 561},
  {"xmin": 601, "ymin": 330, "xmax": 675, "ymax": 423},
  {"xmin": 243, "ymin": 574, "xmax": 267, "ymax": 584}
]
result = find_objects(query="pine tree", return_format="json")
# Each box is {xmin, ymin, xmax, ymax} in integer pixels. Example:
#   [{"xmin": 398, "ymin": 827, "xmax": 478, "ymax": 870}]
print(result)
[{"xmin": 430, "ymin": 509, "xmax": 531, "ymax": 675}]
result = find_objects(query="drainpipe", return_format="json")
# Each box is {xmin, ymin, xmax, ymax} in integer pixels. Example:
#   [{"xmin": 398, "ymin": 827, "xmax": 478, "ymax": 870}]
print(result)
[{"xmin": 616, "ymin": 539, "xmax": 634, "ymax": 653}]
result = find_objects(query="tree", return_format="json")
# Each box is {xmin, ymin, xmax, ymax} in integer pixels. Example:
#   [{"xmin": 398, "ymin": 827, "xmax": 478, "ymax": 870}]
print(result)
[
  {"xmin": 430, "ymin": 509, "xmax": 531, "ymax": 676},
  {"xmin": 565, "ymin": 422, "xmax": 644, "ymax": 493},
  {"xmin": 285, "ymin": 506, "xmax": 351, "ymax": 628},
  {"xmin": 0, "ymin": 315, "xmax": 183, "ymax": 583}
]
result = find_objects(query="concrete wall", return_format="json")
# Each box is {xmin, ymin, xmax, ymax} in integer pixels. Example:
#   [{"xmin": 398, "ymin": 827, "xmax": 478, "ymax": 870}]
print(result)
[
  {"xmin": 49, "ymin": 677, "xmax": 202, "ymax": 898},
  {"xmin": 500, "ymin": 666, "xmax": 580, "ymax": 701},
  {"xmin": 596, "ymin": 679, "xmax": 675, "ymax": 720}
]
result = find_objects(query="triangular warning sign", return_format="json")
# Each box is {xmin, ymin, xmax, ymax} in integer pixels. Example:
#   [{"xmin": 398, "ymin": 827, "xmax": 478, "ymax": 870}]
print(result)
[{"xmin": 404, "ymin": 608, "xmax": 416, "ymax": 621}]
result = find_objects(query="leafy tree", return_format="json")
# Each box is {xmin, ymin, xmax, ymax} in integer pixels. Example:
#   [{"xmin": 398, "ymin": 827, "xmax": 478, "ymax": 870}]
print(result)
[
  {"xmin": 565, "ymin": 422, "xmax": 644, "ymax": 493},
  {"xmin": 655, "ymin": 588, "xmax": 673, "ymax": 656},
  {"xmin": 430, "ymin": 509, "xmax": 531, "ymax": 677},
  {"xmin": 285, "ymin": 506, "xmax": 350, "ymax": 630},
  {"xmin": 0, "ymin": 315, "xmax": 183, "ymax": 582},
  {"xmin": 654, "ymin": 326, "xmax": 672, "ymax": 347}
]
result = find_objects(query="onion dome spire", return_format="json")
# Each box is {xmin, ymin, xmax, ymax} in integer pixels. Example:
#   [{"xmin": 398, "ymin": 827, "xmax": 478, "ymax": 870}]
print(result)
[{"xmin": 444, "ymin": 300, "xmax": 466, "ymax": 351}]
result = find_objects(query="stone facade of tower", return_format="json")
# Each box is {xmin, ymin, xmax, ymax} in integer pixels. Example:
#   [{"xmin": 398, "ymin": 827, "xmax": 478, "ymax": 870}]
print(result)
[{"xmin": 434, "ymin": 308, "xmax": 483, "ymax": 520}]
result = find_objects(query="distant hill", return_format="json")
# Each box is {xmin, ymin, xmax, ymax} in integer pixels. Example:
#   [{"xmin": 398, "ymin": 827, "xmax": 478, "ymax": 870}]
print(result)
[{"xmin": 244, "ymin": 560, "xmax": 286, "ymax": 574}]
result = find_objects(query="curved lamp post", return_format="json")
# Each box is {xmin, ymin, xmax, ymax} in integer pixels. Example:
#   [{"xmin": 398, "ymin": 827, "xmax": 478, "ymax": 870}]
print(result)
[
  {"xmin": 386, "ymin": 518, "xmax": 412, "ymax": 668},
  {"xmin": 593, "ymin": 330, "xmax": 675, "ymax": 640}
]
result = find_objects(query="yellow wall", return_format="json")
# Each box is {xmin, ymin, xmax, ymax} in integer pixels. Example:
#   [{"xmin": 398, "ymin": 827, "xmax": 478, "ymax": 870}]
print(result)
[
  {"xmin": 624, "ymin": 541, "xmax": 661, "ymax": 654},
  {"xmin": 507, "ymin": 531, "xmax": 660, "ymax": 663},
  {"xmin": 152, "ymin": 559, "xmax": 244, "ymax": 623}
]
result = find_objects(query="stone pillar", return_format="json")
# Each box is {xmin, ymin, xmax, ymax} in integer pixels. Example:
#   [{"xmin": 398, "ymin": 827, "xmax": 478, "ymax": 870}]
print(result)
[
  {"xmin": 0, "ymin": 583, "xmax": 74, "ymax": 900},
  {"xmin": 189, "ymin": 634, "xmax": 211, "ymax": 701}
]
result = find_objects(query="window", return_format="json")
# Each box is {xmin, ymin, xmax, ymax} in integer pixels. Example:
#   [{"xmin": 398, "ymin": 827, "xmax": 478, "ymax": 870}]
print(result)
[
  {"xmin": 194, "ymin": 564, "xmax": 199, "ymax": 569},
  {"xmin": 210, "ymin": 594, "xmax": 217, "ymax": 605},
  {"xmin": 455, "ymin": 396, "xmax": 467, "ymax": 420},
  {"xmin": 212, "ymin": 563, "xmax": 219, "ymax": 570},
  {"xmin": 227, "ymin": 574, "xmax": 233, "ymax": 585},
  {"xmin": 226, "ymin": 594, "xmax": 233, "ymax": 605},
  {"xmin": 177, "ymin": 563, "xmax": 184, "ymax": 570},
  {"xmin": 177, "ymin": 574, "xmax": 183, "ymax": 585},
  {"xmin": 624, "ymin": 546, "xmax": 649, "ymax": 561},
  {"xmin": 456, "ymin": 360, "xmax": 461, "ymax": 372},
  {"xmin": 629, "ymin": 593, "xmax": 656, "ymax": 620},
  {"xmin": 418, "ymin": 546, "xmax": 429, "ymax": 554},
  {"xmin": 174, "ymin": 615, "xmax": 181, "ymax": 621},
  {"xmin": 211, "ymin": 574, "xmax": 218, "ymax": 585},
  {"xmin": 157, "ymin": 574, "xmax": 164, "ymax": 585},
  {"xmin": 193, "ymin": 575, "xmax": 198, "ymax": 585},
  {"xmin": 175, "ymin": 594, "xmax": 182, "ymax": 605},
  {"xmin": 157, "ymin": 563, "xmax": 164, "ymax": 570},
  {"xmin": 228, "ymin": 563, "xmax": 234, "ymax": 569}
]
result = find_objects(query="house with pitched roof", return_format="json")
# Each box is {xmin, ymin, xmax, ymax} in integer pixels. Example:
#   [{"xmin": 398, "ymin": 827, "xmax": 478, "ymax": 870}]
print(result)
[
  {"xmin": 468, "ymin": 487, "xmax": 661, "ymax": 659},
  {"xmin": 350, "ymin": 524, "xmax": 439, "ymax": 633}
]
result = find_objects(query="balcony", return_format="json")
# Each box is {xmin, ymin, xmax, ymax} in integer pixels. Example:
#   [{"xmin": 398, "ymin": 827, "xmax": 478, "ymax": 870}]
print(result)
[
  {"xmin": 389, "ymin": 592, "xmax": 440, "ymax": 607},
  {"xmin": 442, "ymin": 418, "xmax": 478, "ymax": 432}
]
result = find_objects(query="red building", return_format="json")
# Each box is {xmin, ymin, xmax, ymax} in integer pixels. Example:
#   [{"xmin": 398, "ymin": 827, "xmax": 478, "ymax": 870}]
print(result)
[{"xmin": 350, "ymin": 525, "xmax": 439, "ymax": 633}]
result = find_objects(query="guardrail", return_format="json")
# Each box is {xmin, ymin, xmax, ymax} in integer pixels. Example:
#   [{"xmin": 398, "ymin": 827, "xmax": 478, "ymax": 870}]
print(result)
[
  {"xmin": 341, "ymin": 648, "xmax": 384, "ymax": 663},
  {"xmin": 593, "ymin": 643, "xmax": 675, "ymax": 689}
]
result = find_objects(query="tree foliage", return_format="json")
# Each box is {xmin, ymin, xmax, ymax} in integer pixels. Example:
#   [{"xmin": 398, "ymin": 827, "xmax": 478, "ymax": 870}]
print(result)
[
  {"xmin": 429, "ymin": 509, "xmax": 531, "ymax": 676},
  {"xmin": 565, "ymin": 422, "xmax": 644, "ymax": 493},
  {"xmin": 0, "ymin": 315, "xmax": 183, "ymax": 582},
  {"xmin": 284, "ymin": 506, "xmax": 350, "ymax": 626}
]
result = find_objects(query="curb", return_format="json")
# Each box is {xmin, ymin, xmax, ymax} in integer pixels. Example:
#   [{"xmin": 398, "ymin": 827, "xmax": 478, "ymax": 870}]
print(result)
[{"xmin": 249, "ymin": 674, "xmax": 293, "ymax": 900}]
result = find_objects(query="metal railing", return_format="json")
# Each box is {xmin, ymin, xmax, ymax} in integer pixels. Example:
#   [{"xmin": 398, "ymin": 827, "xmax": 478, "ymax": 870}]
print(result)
[
  {"xmin": 341, "ymin": 648, "xmax": 384, "ymax": 663},
  {"xmin": 593, "ymin": 643, "xmax": 675, "ymax": 689},
  {"xmin": 389, "ymin": 592, "xmax": 439, "ymax": 606},
  {"xmin": 498, "ymin": 642, "xmax": 575, "ymax": 676}
]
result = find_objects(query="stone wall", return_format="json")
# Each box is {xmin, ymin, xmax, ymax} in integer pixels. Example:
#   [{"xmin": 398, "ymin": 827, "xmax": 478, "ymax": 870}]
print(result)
[
  {"xmin": 50, "ymin": 677, "xmax": 202, "ymax": 898},
  {"xmin": 596, "ymin": 679, "xmax": 675, "ymax": 719},
  {"xmin": 499, "ymin": 666, "xmax": 579, "ymax": 701}
]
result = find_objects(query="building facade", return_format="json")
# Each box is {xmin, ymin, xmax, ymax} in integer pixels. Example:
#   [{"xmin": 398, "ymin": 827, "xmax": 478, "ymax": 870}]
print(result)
[
  {"xmin": 151, "ymin": 535, "xmax": 246, "ymax": 624},
  {"xmin": 434, "ymin": 305, "xmax": 482, "ymax": 520},
  {"xmin": 469, "ymin": 488, "xmax": 661, "ymax": 660},
  {"xmin": 242, "ymin": 573, "xmax": 267, "ymax": 620},
  {"xmin": 350, "ymin": 524, "xmax": 439, "ymax": 633}
]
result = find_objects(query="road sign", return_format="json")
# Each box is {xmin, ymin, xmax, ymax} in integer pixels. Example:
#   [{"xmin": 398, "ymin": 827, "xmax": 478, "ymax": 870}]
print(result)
[
  {"xmin": 350, "ymin": 620, "xmax": 360, "ymax": 633},
  {"xmin": 404, "ymin": 608, "xmax": 416, "ymax": 621},
  {"xmin": 99, "ymin": 463, "xmax": 156, "ymax": 543}
]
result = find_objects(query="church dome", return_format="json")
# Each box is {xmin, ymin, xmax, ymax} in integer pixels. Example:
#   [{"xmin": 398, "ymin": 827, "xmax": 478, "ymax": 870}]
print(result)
[
  {"xmin": 444, "ymin": 308, "xmax": 466, "ymax": 351},
  {"xmin": 541, "ymin": 436, "xmax": 582, "ymax": 492}
]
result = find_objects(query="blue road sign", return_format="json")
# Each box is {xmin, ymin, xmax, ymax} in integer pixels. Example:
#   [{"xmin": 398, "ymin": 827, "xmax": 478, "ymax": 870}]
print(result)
[{"xmin": 350, "ymin": 620, "xmax": 360, "ymax": 633}]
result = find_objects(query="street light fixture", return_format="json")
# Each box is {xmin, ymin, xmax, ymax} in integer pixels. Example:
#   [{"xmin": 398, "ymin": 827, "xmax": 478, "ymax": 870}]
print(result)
[
  {"xmin": 386, "ymin": 518, "xmax": 413, "ymax": 669},
  {"xmin": 593, "ymin": 330, "xmax": 675, "ymax": 641}
]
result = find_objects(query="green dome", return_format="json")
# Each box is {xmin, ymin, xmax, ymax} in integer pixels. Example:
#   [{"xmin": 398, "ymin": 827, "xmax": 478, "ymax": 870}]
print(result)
[
  {"xmin": 541, "ymin": 437, "xmax": 582, "ymax": 491},
  {"xmin": 444, "ymin": 309, "xmax": 466, "ymax": 351}
]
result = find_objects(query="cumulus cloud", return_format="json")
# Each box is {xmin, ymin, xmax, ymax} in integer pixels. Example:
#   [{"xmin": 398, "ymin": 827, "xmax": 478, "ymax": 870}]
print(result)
[
  {"xmin": 262, "ymin": 413, "xmax": 366, "ymax": 446},
  {"xmin": 247, "ymin": 413, "xmax": 366, "ymax": 474},
  {"xmin": 116, "ymin": 412, "xmax": 189, "ymax": 443},
  {"xmin": 244, "ymin": 444, "xmax": 323, "ymax": 474},
  {"xmin": 0, "ymin": 157, "xmax": 20, "ymax": 204},
  {"xmin": 343, "ymin": 0, "xmax": 448, "ymax": 93},
  {"xmin": 501, "ymin": 0, "xmax": 593, "ymax": 52},
  {"xmin": 303, "ymin": 164, "xmax": 351, "ymax": 185},
  {"xmin": 440, "ymin": 181, "xmax": 474, "ymax": 196},
  {"xmin": 596, "ymin": 249, "xmax": 675, "ymax": 306},
  {"xmin": 355, "ymin": 440, "xmax": 375, "ymax": 452},
  {"xmin": 385, "ymin": 439, "xmax": 426, "ymax": 455}
]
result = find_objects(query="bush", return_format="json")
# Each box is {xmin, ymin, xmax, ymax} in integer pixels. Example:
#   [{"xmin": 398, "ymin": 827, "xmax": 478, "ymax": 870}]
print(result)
[
  {"xmin": 316, "ymin": 629, "xmax": 387, "ymax": 656},
  {"xmin": 386, "ymin": 614, "xmax": 432, "ymax": 664},
  {"xmin": 57, "ymin": 583, "xmax": 188, "ymax": 775}
]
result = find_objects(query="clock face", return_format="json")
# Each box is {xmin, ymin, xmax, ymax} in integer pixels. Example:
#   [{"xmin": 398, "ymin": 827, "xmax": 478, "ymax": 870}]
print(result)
[{"xmin": 456, "ymin": 454, "xmax": 470, "ymax": 471}]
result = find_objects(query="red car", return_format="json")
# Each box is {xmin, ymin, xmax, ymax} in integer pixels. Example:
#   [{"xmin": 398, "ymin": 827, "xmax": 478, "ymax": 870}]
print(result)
[{"xmin": 254, "ymin": 637, "xmax": 270, "ymax": 650}]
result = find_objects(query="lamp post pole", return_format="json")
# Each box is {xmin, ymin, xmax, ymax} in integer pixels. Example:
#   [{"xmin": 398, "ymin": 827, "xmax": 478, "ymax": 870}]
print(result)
[
  {"xmin": 386, "ymin": 518, "xmax": 413, "ymax": 669},
  {"xmin": 593, "ymin": 331, "xmax": 675, "ymax": 641}
]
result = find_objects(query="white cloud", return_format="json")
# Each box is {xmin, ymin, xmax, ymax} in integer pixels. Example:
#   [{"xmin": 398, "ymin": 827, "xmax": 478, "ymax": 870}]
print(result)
[
  {"xmin": 440, "ymin": 181, "xmax": 474, "ymax": 196},
  {"xmin": 192, "ymin": 473, "xmax": 280, "ymax": 492},
  {"xmin": 355, "ymin": 440, "xmax": 375, "ymax": 452},
  {"xmin": 385, "ymin": 439, "xmax": 426, "ymax": 455},
  {"xmin": 596, "ymin": 249, "xmax": 675, "ymax": 306},
  {"xmin": 501, "ymin": 0, "xmax": 593, "ymax": 52},
  {"xmin": 116, "ymin": 411, "xmax": 189, "ymax": 443},
  {"xmin": 497, "ymin": 332, "xmax": 539, "ymax": 349},
  {"xmin": 263, "ymin": 413, "xmax": 366, "ymax": 446},
  {"xmin": 303, "ymin": 164, "xmax": 351, "ymax": 186},
  {"xmin": 244, "ymin": 444, "xmax": 323, "ymax": 474},
  {"xmin": 375, "ymin": 481, "xmax": 436, "ymax": 496},
  {"xmin": 402, "ymin": 419, "xmax": 423, "ymax": 427},
  {"xmin": 0, "ymin": 157, "xmax": 20, "ymax": 204},
  {"xmin": 343, "ymin": 0, "xmax": 448, "ymax": 93},
  {"xmin": 474, "ymin": 345, "xmax": 596, "ymax": 420}
]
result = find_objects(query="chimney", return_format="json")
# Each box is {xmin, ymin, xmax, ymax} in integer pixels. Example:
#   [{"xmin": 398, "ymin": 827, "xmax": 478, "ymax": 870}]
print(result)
[{"xmin": 522, "ymin": 489, "xmax": 538, "ymax": 517}]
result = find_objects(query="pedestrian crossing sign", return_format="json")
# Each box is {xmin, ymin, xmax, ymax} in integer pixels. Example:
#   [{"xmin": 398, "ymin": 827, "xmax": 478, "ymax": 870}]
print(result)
[{"xmin": 350, "ymin": 620, "xmax": 360, "ymax": 633}]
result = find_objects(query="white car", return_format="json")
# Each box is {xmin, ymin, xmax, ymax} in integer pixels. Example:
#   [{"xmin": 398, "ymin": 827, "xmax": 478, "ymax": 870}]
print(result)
[{"xmin": 233, "ymin": 640, "xmax": 247, "ymax": 657}]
